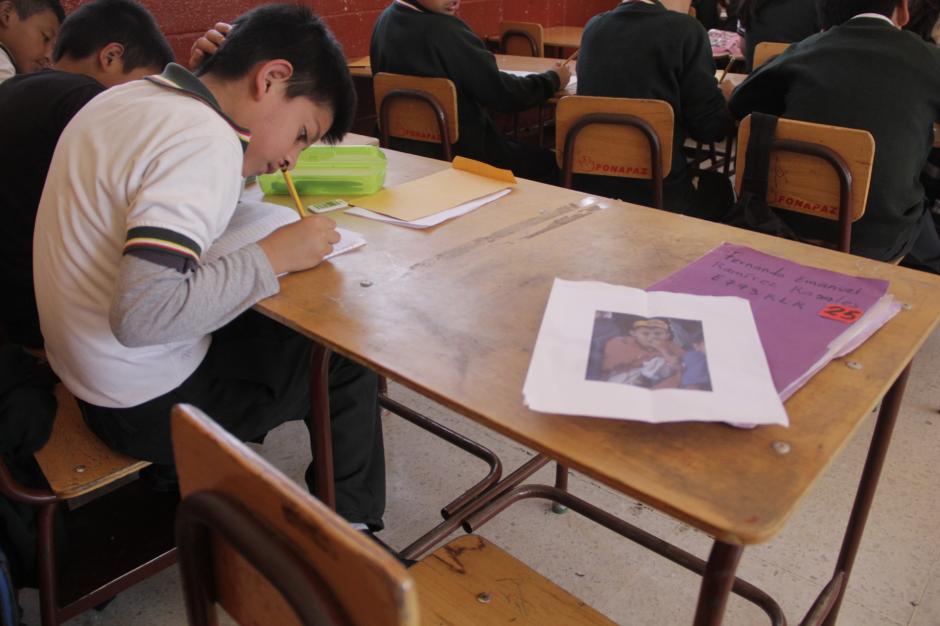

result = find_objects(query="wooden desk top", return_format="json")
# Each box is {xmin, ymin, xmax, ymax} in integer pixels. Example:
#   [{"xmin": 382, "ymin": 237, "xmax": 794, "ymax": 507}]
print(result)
[
  {"xmin": 543, "ymin": 25, "xmax": 583, "ymax": 49},
  {"xmin": 256, "ymin": 149, "xmax": 940, "ymax": 546}
]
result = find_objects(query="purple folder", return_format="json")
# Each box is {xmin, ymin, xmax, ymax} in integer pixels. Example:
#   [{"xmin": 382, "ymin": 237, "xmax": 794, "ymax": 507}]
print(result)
[{"xmin": 651, "ymin": 243, "xmax": 889, "ymax": 395}]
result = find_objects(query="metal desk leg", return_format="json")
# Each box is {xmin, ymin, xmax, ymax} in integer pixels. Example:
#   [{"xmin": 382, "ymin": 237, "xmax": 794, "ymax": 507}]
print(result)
[
  {"xmin": 307, "ymin": 344, "xmax": 335, "ymax": 510},
  {"xmin": 694, "ymin": 541, "xmax": 744, "ymax": 626},
  {"xmin": 819, "ymin": 361, "xmax": 912, "ymax": 626}
]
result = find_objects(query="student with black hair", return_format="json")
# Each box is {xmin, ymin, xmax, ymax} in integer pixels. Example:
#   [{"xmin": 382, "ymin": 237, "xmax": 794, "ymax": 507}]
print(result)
[
  {"xmin": 32, "ymin": 4, "xmax": 386, "ymax": 532},
  {"xmin": 730, "ymin": 0, "xmax": 940, "ymax": 271},
  {"xmin": 735, "ymin": 0, "xmax": 819, "ymax": 71},
  {"xmin": 574, "ymin": 0, "xmax": 734, "ymax": 214},
  {"xmin": 0, "ymin": 0, "xmax": 63, "ymax": 82},
  {"xmin": 0, "ymin": 0, "xmax": 174, "ymax": 350},
  {"xmin": 370, "ymin": 0, "xmax": 569, "ymax": 182}
]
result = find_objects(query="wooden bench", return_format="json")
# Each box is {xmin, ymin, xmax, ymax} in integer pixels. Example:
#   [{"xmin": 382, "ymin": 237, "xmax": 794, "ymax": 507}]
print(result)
[{"xmin": 0, "ymin": 382, "xmax": 177, "ymax": 625}]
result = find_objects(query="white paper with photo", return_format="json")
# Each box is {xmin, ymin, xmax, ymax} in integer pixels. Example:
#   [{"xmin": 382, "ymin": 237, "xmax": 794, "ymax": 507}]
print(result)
[{"xmin": 523, "ymin": 279, "xmax": 788, "ymax": 426}]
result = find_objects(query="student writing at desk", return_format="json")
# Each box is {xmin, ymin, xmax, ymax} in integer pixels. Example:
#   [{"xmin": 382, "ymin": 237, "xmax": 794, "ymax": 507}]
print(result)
[
  {"xmin": 32, "ymin": 5, "xmax": 387, "ymax": 534},
  {"xmin": 370, "ymin": 0, "xmax": 569, "ymax": 182},
  {"xmin": 575, "ymin": 0, "xmax": 733, "ymax": 214},
  {"xmin": 729, "ymin": 0, "xmax": 940, "ymax": 272}
]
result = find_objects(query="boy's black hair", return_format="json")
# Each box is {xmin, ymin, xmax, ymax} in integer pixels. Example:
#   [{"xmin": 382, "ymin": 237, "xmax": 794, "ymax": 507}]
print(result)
[
  {"xmin": 196, "ymin": 4, "xmax": 355, "ymax": 144},
  {"xmin": 816, "ymin": 0, "xmax": 902, "ymax": 28},
  {"xmin": 906, "ymin": 0, "xmax": 940, "ymax": 40},
  {"xmin": 52, "ymin": 0, "xmax": 173, "ymax": 72},
  {"xmin": 11, "ymin": 0, "xmax": 64, "ymax": 23}
]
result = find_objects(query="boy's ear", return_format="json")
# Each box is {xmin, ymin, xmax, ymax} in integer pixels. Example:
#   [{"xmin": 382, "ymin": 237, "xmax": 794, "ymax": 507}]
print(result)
[
  {"xmin": 0, "ymin": 1, "xmax": 14, "ymax": 29},
  {"xmin": 97, "ymin": 43, "xmax": 126, "ymax": 74},
  {"xmin": 893, "ymin": 0, "xmax": 910, "ymax": 27},
  {"xmin": 252, "ymin": 59, "xmax": 294, "ymax": 100}
]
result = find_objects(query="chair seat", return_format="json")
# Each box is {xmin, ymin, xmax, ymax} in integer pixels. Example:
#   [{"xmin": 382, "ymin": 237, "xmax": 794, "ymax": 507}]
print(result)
[
  {"xmin": 34, "ymin": 385, "xmax": 149, "ymax": 499},
  {"xmin": 411, "ymin": 535, "xmax": 616, "ymax": 625}
]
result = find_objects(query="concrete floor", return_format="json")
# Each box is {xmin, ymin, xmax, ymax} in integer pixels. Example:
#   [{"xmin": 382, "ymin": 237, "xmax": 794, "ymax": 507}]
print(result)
[{"xmin": 18, "ymin": 324, "xmax": 940, "ymax": 625}]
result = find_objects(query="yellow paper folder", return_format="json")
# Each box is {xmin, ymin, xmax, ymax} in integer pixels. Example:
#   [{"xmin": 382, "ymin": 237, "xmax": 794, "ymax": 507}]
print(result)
[{"xmin": 349, "ymin": 157, "xmax": 517, "ymax": 222}]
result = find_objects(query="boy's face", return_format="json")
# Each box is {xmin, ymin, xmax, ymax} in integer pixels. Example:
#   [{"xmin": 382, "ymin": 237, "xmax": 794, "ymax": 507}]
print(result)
[
  {"xmin": 0, "ymin": 6, "xmax": 58, "ymax": 73},
  {"xmin": 423, "ymin": 0, "xmax": 459, "ymax": 15},
  {"xmin": 242, "ymin": 89, "xmax": 334, "ymax": 178},
  {"xmin": 630, "ymin": 326, "xmax": 671, "ymax": 350}
]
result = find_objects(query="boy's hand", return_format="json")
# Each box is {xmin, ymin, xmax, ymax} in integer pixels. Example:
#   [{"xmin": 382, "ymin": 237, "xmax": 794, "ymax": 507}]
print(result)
[
  {"xmin": 550, "ymin": 62, "xmax": 572, "ymax": 90},
  {"xmin": 257, "ymin": 215, "xmax": 340, "ymax": 275},
  {"xmin": 188, "ymin": 22, "xmax": 232, "ymax": 69}
]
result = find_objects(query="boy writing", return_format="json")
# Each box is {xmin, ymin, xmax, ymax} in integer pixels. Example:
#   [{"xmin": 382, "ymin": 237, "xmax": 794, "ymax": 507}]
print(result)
[
  {"xmin": 575, "ymin": 0, "xmax": 734, "ymax": 213},
  {"xmin": 33, "ymin": 5, "xmax": 386, "ymax": 531},
  {"xmin": 0, "ymin": 0, "xmax": 174, "ymax": 349},
  {"xmin": 0, "ymin": 0, "xmax": 63, "ymax": 82},
  {"xmin": 729, "ymin": 0, "xmax": 940, "ymax": 270},
  {"xmin": 370, "ymin": 0, "xmax": 570, "ymax": 182}
]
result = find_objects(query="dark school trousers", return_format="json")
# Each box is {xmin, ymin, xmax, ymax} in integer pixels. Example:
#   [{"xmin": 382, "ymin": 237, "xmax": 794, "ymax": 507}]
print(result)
[
  {"xmin": 79, "ymin": 310, "xmax": 386, "ymax": 530},
  {"xmin": 902, "ymin": 209, "xmax": 940, "ymax": 275}
]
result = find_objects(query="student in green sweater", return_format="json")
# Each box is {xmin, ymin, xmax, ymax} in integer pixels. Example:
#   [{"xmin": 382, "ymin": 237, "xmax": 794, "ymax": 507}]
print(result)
[
  {"xmin": 729, "ymin": 0, "xmax": 940, "ymax": 271},
  {"xmin": 735, "ymin": 0, "xmax": 820, "ymax": 70},
  {"xmin": 369, "ymin": 0, "xmax": 569, "ymax": 182},
  {"xmin": 575, "ymin": 0, "xmax": 734, "ymax": 214}
]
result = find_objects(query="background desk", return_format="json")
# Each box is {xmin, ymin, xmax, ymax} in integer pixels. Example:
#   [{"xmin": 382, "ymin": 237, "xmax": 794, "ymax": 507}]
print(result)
[{"xmin": 256, "ymin": 147, "xmax": 940, "ymax": 623}]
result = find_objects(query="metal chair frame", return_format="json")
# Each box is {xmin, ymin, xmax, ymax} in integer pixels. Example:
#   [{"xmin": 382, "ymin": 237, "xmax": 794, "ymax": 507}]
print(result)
[
  {"xmin": 378, "ymin": 88, "xmax": 454, "ymax": 161},
  {"xmin": 561, "ymin": 112, "xmax": 666, "ymax": 210}
]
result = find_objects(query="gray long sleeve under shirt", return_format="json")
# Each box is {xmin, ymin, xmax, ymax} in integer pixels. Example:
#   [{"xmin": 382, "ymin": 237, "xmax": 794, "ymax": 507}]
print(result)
[{"xmin": 109, "ymin": 242, "xmax": 279, "ymax": 348}]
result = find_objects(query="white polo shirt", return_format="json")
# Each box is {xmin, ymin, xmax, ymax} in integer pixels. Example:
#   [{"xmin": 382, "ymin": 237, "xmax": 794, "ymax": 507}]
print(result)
[
  {"xmin": 0, "ymin": 44, "xmax": 16, "ymax": 83},
  {"xmin": 33, "ymin": 64, "xmax": 247, "ymax": 408}
]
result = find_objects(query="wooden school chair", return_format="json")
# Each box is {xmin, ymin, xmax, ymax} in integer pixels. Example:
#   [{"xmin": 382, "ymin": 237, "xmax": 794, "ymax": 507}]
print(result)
[
  {"xmin": 555, "ymin": 95, "xmax": 674, "ymax": 209},
  {"xmin": 0, "ymin": 384, "xmax": 177, "ymax": 626},
  {"xmin": 373, "ymin": 72, "xmax": 459, "ymax": 161},
  {"xmin": 171, "ymin": 403, "xmax": 616, "ymax": 626},
  {"xmin": 498, "ymin": 21, "xmax": 545, "ymax": 57},
  {"xmin": 735, "ymin": 114, "xmax": 875, "ymax": 252},
  {"xmin": 752, "ymin": 41, "xmax": 791, "ymax": 69}
]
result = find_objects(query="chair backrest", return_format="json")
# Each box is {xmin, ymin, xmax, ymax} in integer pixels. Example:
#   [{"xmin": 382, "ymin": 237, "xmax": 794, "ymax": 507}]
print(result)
[
  {"xmin": 499, "ymin": 21, "xmax": 544, "ymax": 57},
  {"xmin": 171, "ymin": 404, "xmax": 418, "ymax": 626},
  {"xmin": 753, "ymin": 41, "xmax": 791, "ymax": 69},
  {"xmin": 555, "ymin": 95, "xmax": 675, "ymax": 209},
  {"xmin": 734, "ymin": 115, "xmax": 875, "ymax": 251},
  {"xmin": 660, "ymin": 0, "xmax": 694, "ymax": 13},
  {"xmin": 373, "ymin": 72, "xmax": 459, "ymax": 161}
]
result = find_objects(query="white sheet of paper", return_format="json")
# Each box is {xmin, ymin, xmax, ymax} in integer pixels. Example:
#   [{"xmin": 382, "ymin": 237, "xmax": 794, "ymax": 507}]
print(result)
[
  {"xmin": 523, "ymin": 279, "xmax": 788, "ymax": 426},
  {"xmin": 205, "ymin": 200, "xmax": 365, "ymax": 264},
  {"xmin": 344, "ymin": 189, "xmax": 511, "ymax": 229}
]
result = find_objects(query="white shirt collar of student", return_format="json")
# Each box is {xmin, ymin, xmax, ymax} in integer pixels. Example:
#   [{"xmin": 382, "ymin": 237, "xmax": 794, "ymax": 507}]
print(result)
[
  {"xmin": 145, "ymin": 63, "xmax": 252, "ymax": 152},
  {"xmin": 394, "ymin": 0, "xmax": 425, "ymax": 11},
  {"xmin": 850, "ymin": 12, "xmax": 897, "ymax": 27}
]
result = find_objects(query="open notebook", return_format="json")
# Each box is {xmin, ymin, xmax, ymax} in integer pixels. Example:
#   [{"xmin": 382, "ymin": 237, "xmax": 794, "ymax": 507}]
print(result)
[{"xmin": 205, "ymin": 200, "xmax": 365, "ymax": 264}]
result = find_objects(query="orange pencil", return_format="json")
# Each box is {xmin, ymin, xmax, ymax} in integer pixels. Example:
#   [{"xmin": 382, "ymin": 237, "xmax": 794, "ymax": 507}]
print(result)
[
  {"xmin": 562, "ymin": 49, "xmax": 579, "ymax": 67},
  {"xmin": 281, "ymin": 169, "xmax": 306, "ymax": 218}
]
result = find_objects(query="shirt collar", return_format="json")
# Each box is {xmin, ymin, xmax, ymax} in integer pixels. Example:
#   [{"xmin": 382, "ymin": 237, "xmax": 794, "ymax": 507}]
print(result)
[
  {"xmin": 0, "ymin": 42, "xmax": 19, "ymax": 73},
  {"xmin": 145, "ymin": 63, "xmax": 251, "ymax": 153},
  {"xmin": 850, "ymin": 13, "xmax": 897, "ymax": 27},
  {"xmin": 394, "ymin": 0, "xmax": 426, "ymax": 11}
]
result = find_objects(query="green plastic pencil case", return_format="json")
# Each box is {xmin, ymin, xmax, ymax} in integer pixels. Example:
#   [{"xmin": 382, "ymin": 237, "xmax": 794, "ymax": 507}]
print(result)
[{"xmin": 258, "ymin": 145, "xmax": 387, "ymax": 196}]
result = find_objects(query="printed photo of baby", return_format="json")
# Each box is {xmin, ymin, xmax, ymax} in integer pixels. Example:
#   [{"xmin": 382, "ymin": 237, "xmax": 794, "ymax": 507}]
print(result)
[{"xmin": 585, "ymin": 312, "xmax": 712, "ymax": 391}]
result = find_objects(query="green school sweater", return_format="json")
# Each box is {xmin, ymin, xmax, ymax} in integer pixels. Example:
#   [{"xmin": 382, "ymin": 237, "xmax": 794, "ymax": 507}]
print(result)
[
  {"xmin": 737, "ymin": 0, "xmax": 820, "ymax": 71},
  {"xmin": 575, "ymin": 0, "xmax": 732, "ymax": 213},
  {"xmin": 729, "ymin": 17, "xmax": 940, "ymax": 262},
  {"xmin": 369, "ymin": 2, "xmax": 560, "ymax": 168}
]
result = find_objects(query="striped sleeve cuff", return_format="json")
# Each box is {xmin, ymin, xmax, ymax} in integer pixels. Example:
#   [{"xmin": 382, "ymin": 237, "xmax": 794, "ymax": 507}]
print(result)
[{"xmin": 124, "ymin": 226, "xmax": 202, "ymax": 263}]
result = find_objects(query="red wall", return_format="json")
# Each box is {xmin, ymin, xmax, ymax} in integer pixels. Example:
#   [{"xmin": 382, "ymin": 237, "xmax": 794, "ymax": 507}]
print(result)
[{"xmin": 61, "ymin": 0, "xmax": 615, "ymax": 61}]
